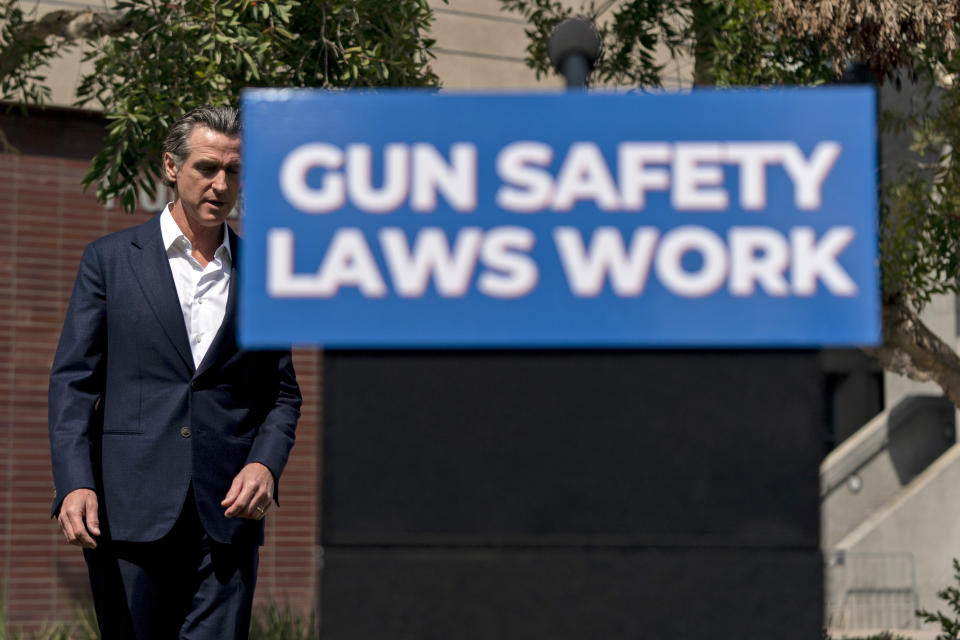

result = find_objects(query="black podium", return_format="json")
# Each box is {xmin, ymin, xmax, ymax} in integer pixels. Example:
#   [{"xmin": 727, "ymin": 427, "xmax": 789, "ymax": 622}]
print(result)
[{"xmin": 318, "ymin": 350, "xmax": 822, "ymax": 639}]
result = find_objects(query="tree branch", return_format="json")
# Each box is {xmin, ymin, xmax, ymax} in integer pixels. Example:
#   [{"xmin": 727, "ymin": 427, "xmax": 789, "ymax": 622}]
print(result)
[
  {"xmin": 864, "ymin": 300, "xmax": 960, "ymax": 408},
  {"xmin": 0, "ymin": 8, "xmax": 132, "ymax": 81},
  {"xmin": 772, "ymin": 0, "xmax": 957, "ymax": 81},
  {"xmin": 0, "ymin": 127, "xmax": 18, "ymax": 153},
  {"xmin": 19, "ymin": 9, "xmax": 130, "ymax": 41}
]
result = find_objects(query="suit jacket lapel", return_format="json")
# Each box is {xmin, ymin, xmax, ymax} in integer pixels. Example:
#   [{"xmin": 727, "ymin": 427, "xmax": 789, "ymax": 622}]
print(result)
[
  {"xmin": 194, "ymin": 227, "xmax": 239, "ymax": 379},
  {"xmin": 129, "ymin": 216, "xmax": 195, "ymax": 373}
]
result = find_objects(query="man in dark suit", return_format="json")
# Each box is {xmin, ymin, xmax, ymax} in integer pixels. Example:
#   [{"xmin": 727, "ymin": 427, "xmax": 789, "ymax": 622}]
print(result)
[{"xmin": 48, "ymin": 106, "xmax": 301, "ymax": 639}]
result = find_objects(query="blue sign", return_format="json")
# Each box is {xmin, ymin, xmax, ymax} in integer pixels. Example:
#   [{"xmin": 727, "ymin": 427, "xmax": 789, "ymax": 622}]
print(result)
[{"xmin": 240, "ymin": 88, "xmax": 879, "ymax": 348}]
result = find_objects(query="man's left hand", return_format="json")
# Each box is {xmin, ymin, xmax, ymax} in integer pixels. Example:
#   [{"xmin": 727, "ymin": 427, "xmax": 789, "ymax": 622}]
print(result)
[{"xmin": 222, "ymin": 462, "xmax": 275, "ymax": 520}]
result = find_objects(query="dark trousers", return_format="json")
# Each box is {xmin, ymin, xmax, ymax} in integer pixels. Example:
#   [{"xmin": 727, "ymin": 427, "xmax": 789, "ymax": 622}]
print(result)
[{"xmin": 83, "ymin": 489, "xmax": 259, "ymax": 640}]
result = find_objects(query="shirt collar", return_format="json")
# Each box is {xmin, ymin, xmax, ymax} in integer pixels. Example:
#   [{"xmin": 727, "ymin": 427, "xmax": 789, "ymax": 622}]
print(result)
[{"xmin": 159, "ymin": 204, "xmax": 232, "ymax": 261}]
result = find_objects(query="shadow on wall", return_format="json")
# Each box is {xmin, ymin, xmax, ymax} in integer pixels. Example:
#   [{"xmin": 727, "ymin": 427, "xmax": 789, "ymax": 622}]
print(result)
[{"xmin": 887, "ymin": 395, "xmax": 956, "ymax": 485}]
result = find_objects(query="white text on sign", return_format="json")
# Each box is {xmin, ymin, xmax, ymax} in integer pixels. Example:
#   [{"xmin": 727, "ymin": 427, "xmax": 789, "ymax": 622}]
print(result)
[
  {"xmin": 268, "ymin": 139, "xmax": 854, "ymax": 301},
  {"xmin": 267, "ymin": 226, "xmax": 856, "ymax": 299},
  {"xmin": 278, "ymin": 141, "xmax": 841, "ymax": 214}
]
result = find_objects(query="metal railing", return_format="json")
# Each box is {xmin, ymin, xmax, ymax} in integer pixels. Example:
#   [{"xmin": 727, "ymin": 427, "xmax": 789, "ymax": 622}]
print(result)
[{"xmin": 825, "ymin": 551, "xmax": 919, "ymax": 630}]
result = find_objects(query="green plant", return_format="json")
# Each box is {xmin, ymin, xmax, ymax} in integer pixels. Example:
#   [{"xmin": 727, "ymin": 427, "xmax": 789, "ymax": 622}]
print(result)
[
  {"xmin": 0, "ymin": 584, "xmax": 75, "ymax": 640},
  {"xmin": 70, "ymin": 605, "xmax": 98, "ymax": 640},
  {"xmin": 3, "ymin": 596, "xmax": 312, "ymax": 639},
  {"xmin": 0, "ymin": 0, "xmax": 445, "ymax": 211},
  {"xmin": 918, "ymin": 558, "xmax": 960, "ymax": 639},
  {"xmin": 249, "ymin": 601, "xmax": 314, "ymax": 640}
]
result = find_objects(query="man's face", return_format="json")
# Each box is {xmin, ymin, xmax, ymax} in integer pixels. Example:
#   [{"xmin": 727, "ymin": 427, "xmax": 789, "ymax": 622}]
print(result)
[{"xmin": 164, "ymin": 125, "xmax": 241, "ymax": 228}]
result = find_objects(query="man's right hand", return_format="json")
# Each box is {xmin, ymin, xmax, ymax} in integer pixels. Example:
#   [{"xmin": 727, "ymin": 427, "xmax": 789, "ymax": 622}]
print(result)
[{"xmin": 57, "ymin": 488, "xmax": 101, "ymax": 549}]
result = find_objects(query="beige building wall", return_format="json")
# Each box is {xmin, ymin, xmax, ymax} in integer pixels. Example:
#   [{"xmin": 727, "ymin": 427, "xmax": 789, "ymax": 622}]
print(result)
[
  {"xmin": 430, "ymin": 0, "xmax": 692, "ymax": 91},
  {"xmin": 29, "ymin": 0, "xmax": 690, "ymax": 107},
  {"xmin": 430, "ymin": 0, "xmax": 564, "ymax": 90}
]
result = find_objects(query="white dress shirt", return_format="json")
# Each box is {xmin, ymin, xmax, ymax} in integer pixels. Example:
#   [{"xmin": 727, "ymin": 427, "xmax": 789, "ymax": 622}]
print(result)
[{"xmin": 159, "ymin": 205, "xmax": 232, "ymax": 368}]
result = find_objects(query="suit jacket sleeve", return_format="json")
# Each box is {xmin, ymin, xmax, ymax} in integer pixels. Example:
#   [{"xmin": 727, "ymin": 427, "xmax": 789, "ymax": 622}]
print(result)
[
  {"xmin": 48, "ymin": 242, "xmax": 107, "ymax": 517},
  {"xmin": 244, "ymin": 348, "xmax": 302, "ymax": 503}
]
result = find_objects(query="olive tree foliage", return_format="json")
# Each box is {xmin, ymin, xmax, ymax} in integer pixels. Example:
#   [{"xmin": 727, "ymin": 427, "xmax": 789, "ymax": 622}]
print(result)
[
  {"xmin": 500, "ymin": 0, "xmax": 835, "ymax": 87},
  {"xmin": 0, "ymin": 0, "xmax": 441, "ymax": 211},
  {"xmin": 502, "ymin": 0, "xmax": 960, "ymax": 407}
]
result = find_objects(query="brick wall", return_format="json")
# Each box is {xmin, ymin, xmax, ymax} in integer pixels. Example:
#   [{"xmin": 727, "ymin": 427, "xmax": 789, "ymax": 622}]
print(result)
[{"xmin": 0, "ymin": 109, "xmax": 321, "ymax": 634}]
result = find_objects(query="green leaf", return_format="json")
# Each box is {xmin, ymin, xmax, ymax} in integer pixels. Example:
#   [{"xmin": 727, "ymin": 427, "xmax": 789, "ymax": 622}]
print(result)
[{"xmin": 5, "ymin": 0, "xmax": 444, "ymax": 213}]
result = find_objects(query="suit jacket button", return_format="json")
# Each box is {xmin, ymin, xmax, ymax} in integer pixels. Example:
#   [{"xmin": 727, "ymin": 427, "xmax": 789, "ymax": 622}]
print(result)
[
  {"xmin": 190, "ymin": 380, "xmax": 198, "ymax": 390},
  {"xmin": 180, "ymin": 426, "xmax": 192, "ymax": 438}
]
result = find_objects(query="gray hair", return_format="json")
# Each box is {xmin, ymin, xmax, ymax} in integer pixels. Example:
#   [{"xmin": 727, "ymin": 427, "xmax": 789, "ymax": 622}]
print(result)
[{"xmin": 161, "ymin": 105, "xmax": 240, "ymax": 187}]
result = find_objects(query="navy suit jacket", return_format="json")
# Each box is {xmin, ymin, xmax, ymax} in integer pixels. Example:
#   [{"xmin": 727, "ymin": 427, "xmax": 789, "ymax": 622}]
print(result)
[{"xmin": 49, "ymin": 215, "xmax": 301, "ymax": 545}]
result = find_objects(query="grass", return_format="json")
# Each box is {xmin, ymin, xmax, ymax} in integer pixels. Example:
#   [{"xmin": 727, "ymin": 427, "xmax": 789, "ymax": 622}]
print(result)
[{"xmin": 1, "ymin": 593, "xmax": 313, "ymax": 640}]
